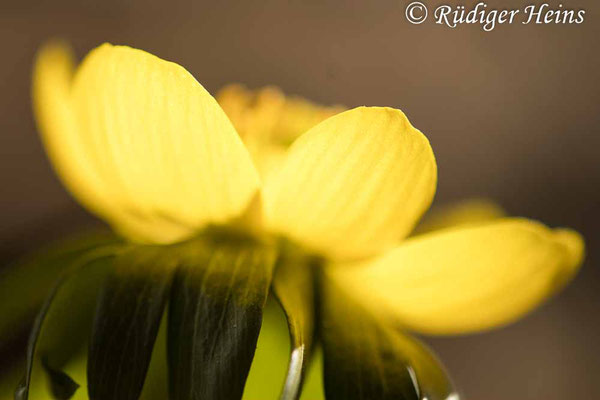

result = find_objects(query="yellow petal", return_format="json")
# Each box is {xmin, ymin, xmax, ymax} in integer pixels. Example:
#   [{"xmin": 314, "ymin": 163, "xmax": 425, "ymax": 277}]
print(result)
[
  {"xmin": 33, "ymin": 42, "xmax": 260, "ymax": 243},
  {"xmin": 327, "ymin": 218, "xmax": 584, "ymax": 335},
  {"xmin": 33, "ymin": 41, "xmax": 109, "ymax": 216},
  {"xmin": 33, "ymin": 43, "xmax": 166, "ymax": 241},
  {"xmin": 264, "ymin": 107, "xmax": 437, "ymax": 260},
  {"xmin": 412, "ymin": 198, "xmax": 505, "ymax": 236}
]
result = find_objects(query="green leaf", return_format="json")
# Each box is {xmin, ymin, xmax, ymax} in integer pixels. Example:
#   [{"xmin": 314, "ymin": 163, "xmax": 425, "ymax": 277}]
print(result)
[
  {"xmin": 271, "ymin": 245, "xmax": 318, "ymax": 400},
  {"xmin": 42, "ymin": 358, "xmax": 80, "ymax": 400},
  {"xmin": 299, "ymin": 348, "xmax": 325, "ymax": 400},
  {"xmin": 167, "ymin": 232, "xmax": 276, "ymax": 400},
  {"xmin": 18, "ymin": 248, "xmax": 117, "ymax": 400},
  {"xmin": 242, "ymin": 299, "xmax": 293, "ymax": 400},
  {"xmin": 0, "ymin": 231, "xmax": 121, "ymax": 347},
  {"xmin": 87, "ymin": 246, "xmax": 174, "ymax": 400},
  {"xmin": 241, "ymin": 299, "xmax": 324, "ymax": 400},
  {"xmin": 320, "ymin": 279, "xmax": 457, "ymax": 400},
  {"xmin": 138, "ymin": 313, "xmax": 169, "ymax": 400}
]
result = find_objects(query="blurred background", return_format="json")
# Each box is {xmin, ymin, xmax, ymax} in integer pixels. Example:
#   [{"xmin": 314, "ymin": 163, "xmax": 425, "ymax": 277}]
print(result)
[{"xmin": 0, "ymin": 0, "xmax": 598, "ymax": 398}]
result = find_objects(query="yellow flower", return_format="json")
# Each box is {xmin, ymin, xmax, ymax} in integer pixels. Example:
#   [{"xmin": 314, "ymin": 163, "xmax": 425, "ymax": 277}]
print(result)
[
  {"xmin": 33, "ymin": 39, "xmax": 583, "ymax": 343},
  {"xmin": 216, "ymin": 84, "xmax": 345, "ymax": 179}
]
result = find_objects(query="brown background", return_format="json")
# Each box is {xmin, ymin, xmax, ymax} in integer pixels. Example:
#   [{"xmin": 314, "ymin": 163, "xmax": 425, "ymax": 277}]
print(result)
[{"xmin": 0, "ymin": 0, "xmax": 598, "ymax": 398}]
